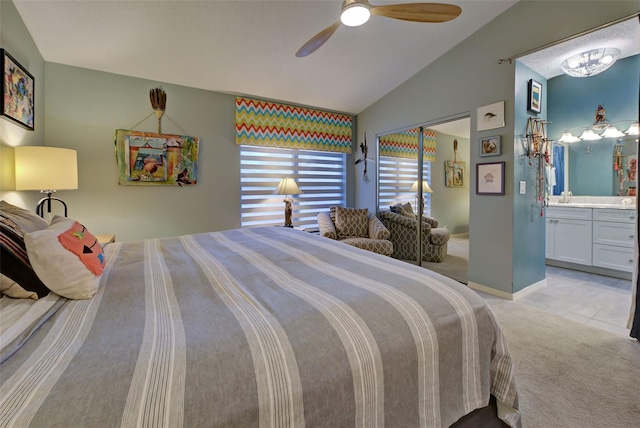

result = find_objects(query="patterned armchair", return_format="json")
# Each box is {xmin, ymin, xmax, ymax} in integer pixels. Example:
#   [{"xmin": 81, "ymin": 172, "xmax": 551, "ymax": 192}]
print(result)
[
  {"xmin": 317, "ymin": 207, "xmax": 393, "ymax": 256},
  {"xmin": 378, "ymin": 210, "xmax": 450, "ymax": 262}
]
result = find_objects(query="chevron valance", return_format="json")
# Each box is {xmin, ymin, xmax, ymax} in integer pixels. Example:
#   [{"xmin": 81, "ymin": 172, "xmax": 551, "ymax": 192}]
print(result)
[
  {"xmin": 235, "ymin": 97, "xmax": 353, "ymax": 154},
  {"xmin": 378, "ymin": 128, "xmax": 436, "ymax": 161}
]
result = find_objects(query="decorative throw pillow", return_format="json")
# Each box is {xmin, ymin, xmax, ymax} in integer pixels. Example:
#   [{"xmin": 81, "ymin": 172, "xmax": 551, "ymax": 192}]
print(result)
[
  {"xmin": 0, "ymin": 214, "xmax": 51, "ymax": 298},
  {"xmin": 0, "ymin": 200, "xmax": 49, "ymax": 232},
  {"xmin": 0, "ymin": 274, "xmax": 38, "ymax": 300},
  {"xmin": 334, "ymin": 207, "xmax": 369, "ymax": 239},
  {"xmin": 24, "ymin": 216, "xmax": 106, "ymax": 300},
  {"xmin": 390, "ymin": 202, "xmax": 416, "ymax": 219}
]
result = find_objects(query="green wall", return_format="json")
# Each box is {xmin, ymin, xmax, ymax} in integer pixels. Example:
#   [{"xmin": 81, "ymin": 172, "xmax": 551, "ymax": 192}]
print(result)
[{"xmin": 356, "ymin": 1, "xmax": 639, "ymax": 294}]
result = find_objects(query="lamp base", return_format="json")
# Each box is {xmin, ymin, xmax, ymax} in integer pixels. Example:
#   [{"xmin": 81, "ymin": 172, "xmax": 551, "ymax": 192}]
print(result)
[
  {"xmin": 36, "ymin": 192, "xmax": 68, "ymax": 218},
  {"xmin": 283, "ymin": 199, "xmax": 293, "ymax": 227}
]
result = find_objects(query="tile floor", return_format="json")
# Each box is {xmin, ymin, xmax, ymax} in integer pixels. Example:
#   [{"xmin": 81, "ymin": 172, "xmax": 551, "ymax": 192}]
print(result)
[{"xmin": 478, "ymin": 265, "xmax": 634, "ymax": 337}]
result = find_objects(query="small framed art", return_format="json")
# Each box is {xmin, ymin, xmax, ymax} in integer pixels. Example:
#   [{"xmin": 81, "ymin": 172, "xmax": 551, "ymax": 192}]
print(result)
[
  {"xmin": 476, "ymin": 161, "xmax": 505, "ymax": 195},
  {"xmin": 477, "ymin": 101, "xmax": 505, "ymax": 131},
  {"xmin": 527, "ymin": 79, "xmax": 542, "ymax": 114},
  {"xmin": 1, "ymin": 49, "xmax": 34, "ymax": 130},
  {"xmin": 480, "ymin": 135, "xmax": 501, "ymax": 157}
]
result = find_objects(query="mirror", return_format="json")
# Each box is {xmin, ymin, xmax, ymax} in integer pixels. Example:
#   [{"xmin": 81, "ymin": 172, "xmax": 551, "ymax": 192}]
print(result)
[{"xmin": 560, "ymin": 134, "xmax": 637, "ymax": 196}]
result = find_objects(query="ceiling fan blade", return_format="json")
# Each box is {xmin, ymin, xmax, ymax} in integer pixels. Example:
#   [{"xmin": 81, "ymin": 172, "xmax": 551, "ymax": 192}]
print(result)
[
  {"xmin": 296, "ymin": 20, "xmax": 342, "ymax": 57},
  {"xmin": 371, "ymin": 3, "xmax": 461, "ymax": 23}
]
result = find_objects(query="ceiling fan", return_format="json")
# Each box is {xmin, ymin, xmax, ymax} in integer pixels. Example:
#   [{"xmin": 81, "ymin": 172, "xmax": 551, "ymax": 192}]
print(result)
[{"xmin": 296, "ymin": 0, "xmax": 462, "ymax": 58}]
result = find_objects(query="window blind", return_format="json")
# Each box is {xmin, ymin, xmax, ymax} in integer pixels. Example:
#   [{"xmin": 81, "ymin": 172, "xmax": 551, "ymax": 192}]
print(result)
[
  {"xmin": 241, "ymin": 146, "xmax": 346, "ymax": 228},
  {"xmin": 378, "ymin": 156, "xmax": 432, "ymax": 216}
]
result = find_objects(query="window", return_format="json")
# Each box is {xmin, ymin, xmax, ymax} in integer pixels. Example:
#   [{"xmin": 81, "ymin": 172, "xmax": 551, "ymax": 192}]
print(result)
[
  {"xmin": 240, "ymin": 146, "xmax": 346, "ymax": 228},
  {"xmin": 378, "ymin": 156, "xmax": 431, "ymax": 215}
]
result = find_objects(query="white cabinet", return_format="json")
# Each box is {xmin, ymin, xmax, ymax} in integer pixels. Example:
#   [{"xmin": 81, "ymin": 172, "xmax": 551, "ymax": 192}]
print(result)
[
  {"xmin": 592, "ymin": 208, "xmax": 636, "ymax": 273},
  {"xmin": 545, "ymin": 207, "xmax": 592, "ymax": 266},
  {"xmin": 546, "ymin": 206, "xmax": 636, "ymax": 274}
]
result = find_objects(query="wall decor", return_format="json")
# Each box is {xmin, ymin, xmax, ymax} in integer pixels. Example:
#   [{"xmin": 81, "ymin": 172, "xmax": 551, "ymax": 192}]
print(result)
[
  {"xmin": 115, "ymin": 130, "xmax": 199, "ymax": 186},
  {"xmin": 527, "ymin": 79, "xmax": 542, "ymax": 114},
  {"xmin": 1, "ymin": 49, "xmax": 34, "ymax": 130},
  {"xmin": 476, "ymin": 101, "xmax": 505, "ymax": 131},
  {"xmin": 476, "ymin": 161, "xmax": 505, "ymax": 195},
  {"xmin": 480, "ymin": 135, "xmax": 501, "ymax": 157},
  {"xmin": 444, "ymin": 161, "xmax": 465, "ymax": 188}
]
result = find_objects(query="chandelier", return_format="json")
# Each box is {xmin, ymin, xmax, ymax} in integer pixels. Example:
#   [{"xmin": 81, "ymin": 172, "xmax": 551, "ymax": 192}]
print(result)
[{"xmin": 560, "ymin": 48, "xmax": 621, "ymax": 78}]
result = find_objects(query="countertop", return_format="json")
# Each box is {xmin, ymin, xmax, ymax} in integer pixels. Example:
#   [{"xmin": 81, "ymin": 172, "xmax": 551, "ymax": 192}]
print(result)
[{"xmin": 548, "ymin": 203, "xmax": 636, "ymax": 210}]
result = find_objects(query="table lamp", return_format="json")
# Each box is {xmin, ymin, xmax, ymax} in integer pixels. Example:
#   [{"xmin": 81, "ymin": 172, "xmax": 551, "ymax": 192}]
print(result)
[
  {"xmin": 273, "ymin": 177, "xmax": 302, "ymax": 227},
  {"xmin": 14, "ymin": 146, "xmax": 78, "ymax": 217},
  {"xmin": 410, "ymin": 180, "xmax": 433, "ymax": 215}
]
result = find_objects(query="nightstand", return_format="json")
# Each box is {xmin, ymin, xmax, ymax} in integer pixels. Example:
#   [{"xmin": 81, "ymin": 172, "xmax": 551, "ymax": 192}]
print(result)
[{"xmin": 95, "ymin": 234, "xmax": 115, "ymax": 247}]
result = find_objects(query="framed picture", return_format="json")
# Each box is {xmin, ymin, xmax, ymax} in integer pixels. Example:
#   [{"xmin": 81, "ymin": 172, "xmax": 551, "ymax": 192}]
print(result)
[
  {"xmin": 445, "ymin": 160, "xmax": 465, "ymax": 188},
  {"xmin": 477, "ymin": 101, "xmax": 505, "ymax": 131},
  {"xmin": 1, "ymin": 49, "xmax": 34, "ymax": 130},
  {"xmin": 480, "ymin": 135, "xmax": 501, "ymax": 157},
  {"xmin": 476, "ymin": 161, "xmax": 505, "ymax": 195},
  {"xmin": 527, "ymin": 79, "xmax": 542, "ymax": 114}
]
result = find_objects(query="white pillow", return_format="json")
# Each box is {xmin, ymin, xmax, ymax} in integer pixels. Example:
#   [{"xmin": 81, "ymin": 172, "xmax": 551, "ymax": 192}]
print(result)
[{"xmin": 24, "ymin": 216, "xmax": 106, "ymax": 300}]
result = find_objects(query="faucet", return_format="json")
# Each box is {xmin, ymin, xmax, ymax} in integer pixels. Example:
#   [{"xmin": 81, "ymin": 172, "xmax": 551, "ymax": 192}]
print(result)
[{"xmin": 559, "ymin": 191, "xmax": 573, "ymax": 203}]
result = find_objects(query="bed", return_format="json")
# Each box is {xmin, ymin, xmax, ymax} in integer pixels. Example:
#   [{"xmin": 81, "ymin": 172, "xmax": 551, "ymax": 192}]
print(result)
[{"xmin": 0, "ymin": 205, "xmax": 521, "ymax": 427}]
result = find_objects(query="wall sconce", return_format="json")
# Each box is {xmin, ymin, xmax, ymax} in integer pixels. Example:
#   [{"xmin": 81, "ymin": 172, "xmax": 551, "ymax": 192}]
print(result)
[
  {"xmin": 14, "ymin": 146, "xmax": 78, "ymax": 217},
  {"xmin": 273, "ymin": 177, "xmax": 303, "ymax": 227}
]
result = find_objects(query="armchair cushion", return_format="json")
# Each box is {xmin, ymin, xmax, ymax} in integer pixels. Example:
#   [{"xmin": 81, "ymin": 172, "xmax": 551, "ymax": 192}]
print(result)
[
  {"xmin": 317, "ymin": 208, "xmax": 393, "ymax": 257},
  {"xmin": 390, "ymin": 202, "xmax": 438, "ymax": 227},
  {"xmin": 334, "ymin": 207, "xmax": 369, "ymax": 239},
  {"xmin": 368, "ymin": 215, "xmax": 390, "ymax": 240},
  {"xmin": 317, "ymin": 212, "xmax": 337, "ymax": 239}
]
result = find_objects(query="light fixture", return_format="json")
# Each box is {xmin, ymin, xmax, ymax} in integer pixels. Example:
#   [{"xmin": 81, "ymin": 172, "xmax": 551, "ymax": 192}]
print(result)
[
  {"xmin": 273, "ymin": 177, "xmax": 303, "ymax": 227},
  {"xmin": 410, "ymin": 180, "xmax": 433, "ymax": 215},
  {"xmin": 579, "ymin": 129, "xmax": 602, "ymax": 141},
  {"xmin": 558, "ymin": 132, "xmax": 581, "ymax": 143},
  {"xmin": 14, "ymin": 146, "xmax": 78, "ymax": 217},
  {"xmin": 601, "ymin": 125, "xmax": 625, "ymax": 139},
  {"xmin": 560, "ymin": 48, "xmax": 621, "ymax": 78},
  {"xmin": 625, "ymin": 122, "xmax": 639, "ymax": 136},
  {"xmin": 340, "ymin": 0, "xmax": 371, "ymax": 27}
]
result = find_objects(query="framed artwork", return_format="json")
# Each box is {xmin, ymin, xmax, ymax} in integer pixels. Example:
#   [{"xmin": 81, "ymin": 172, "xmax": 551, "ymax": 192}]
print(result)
[
  {"xmin": 476, "ymin": 161, "xmax": 505, "ymax": 195},
  {"xmin": 114, "ymin": 129, "xmax": 199, "ymax": 186},
  {"xmin": 527, "ymin": 79, "xmax": 542, "ymax": 114},
  {"xmin": 477, "ymin": 101, "xmax": 505, "ymax": 131},
  {"xmin": 444, "ymin": 161, "xmax": 465, "ymax": 188},
  {"xmin": 1, "ymin": 49, "xmax": 34, "ymax": 130},
  {"xmin": 480, "ymin": 135, "xmax": 501, "ymax": 157}
]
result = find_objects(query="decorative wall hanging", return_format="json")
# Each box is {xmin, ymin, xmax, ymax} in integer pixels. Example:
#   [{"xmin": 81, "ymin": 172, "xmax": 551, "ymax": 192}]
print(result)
[
  {"xmin": 476, "ymin": 101, "xmax": 505, "ymax": 131},
  {"xmin": 525, "ymin": 117, "xmax": 551, "ymax": 215},
  {"xmin": 115, "ymin": 130, "xmax": 199, "ymax": 186},
  {"xmin": 149, "ymin": 87, "xmax": 167, "ymax": 133},
  {"xmin": 444, "ymin": 138, "xmax": 465, "ymax": 187},
  {"xmin": 1, "ymin": 49, "xmax": 34, "ymax": 130},
  {"xmin": 527, "ymin": 79, "xmax": 542, "ymax": 114},
  {"xmin": 480, "ymin": 135, "xmax": 501, "ymax": 157},
  {"xmin": 378, "ymin": 128, "xmax": 436, "ymax": 161},
  {"xmin": 476, "ymin": 161, "xmax": 505, "ymax": 195},
  {"xmin": 355, "ymin": 132, "xmax": 373, "ymax": 181},
  {"xmin": 235, "ymin": 97, "xmax": 352, "ymax": 153}
]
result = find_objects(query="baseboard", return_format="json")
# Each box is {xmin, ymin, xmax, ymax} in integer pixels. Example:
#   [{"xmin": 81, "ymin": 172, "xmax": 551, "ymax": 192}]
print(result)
[{"xmin": 468, "ymin": 278, "xmax": 548, "ymax": 301}]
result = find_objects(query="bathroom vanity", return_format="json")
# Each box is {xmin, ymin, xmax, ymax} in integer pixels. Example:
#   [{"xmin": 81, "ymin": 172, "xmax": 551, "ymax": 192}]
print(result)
[{"xmin": 545, "ymin": 198, "xmax": 636, "ymax": 279}]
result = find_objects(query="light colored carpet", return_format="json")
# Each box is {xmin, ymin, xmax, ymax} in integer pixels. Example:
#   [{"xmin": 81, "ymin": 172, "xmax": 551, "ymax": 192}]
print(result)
[
  {"xmin": 420, "ymin": 233, "xmax": 468, "ymax": 284},
  {"xmin": 490, "ymin": 300, "xmax": 640, "ymax": 428}
]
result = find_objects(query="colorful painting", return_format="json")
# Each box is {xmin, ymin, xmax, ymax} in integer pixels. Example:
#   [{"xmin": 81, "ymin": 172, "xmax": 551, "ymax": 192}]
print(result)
[
  {"xmin": 1, "ymin": 49, "xmax": 34, "ymax": 130},
  {"xmin": 445, "ymin": 161, "xmax": 465, "ymax": 188},
  {"xmin": 115, "ymin": 130, "xmax": 199, "ymax": 186}
]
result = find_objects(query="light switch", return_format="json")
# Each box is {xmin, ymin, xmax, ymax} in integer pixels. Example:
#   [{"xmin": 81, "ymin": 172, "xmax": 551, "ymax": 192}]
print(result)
[{"xmin": 519, "ymin": 181, "xmax": 526, "ymax": 194}]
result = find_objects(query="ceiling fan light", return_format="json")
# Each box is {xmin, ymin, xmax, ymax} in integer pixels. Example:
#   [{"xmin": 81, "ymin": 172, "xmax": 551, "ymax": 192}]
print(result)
[{"xmin": 341, "ymin": 3, "xmax": 370, "ymax": 27}]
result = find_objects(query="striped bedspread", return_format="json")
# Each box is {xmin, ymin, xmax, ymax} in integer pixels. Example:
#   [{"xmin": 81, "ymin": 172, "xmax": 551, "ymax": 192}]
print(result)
[{"xmin": 0, "ymin": 227, "xmax": 520, "ymax": 427}]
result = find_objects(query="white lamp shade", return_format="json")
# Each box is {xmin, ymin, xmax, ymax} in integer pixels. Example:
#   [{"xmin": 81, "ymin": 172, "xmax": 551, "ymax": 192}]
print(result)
[
  {"xmin": 579, "ymin": 129, "xmax": 602, "ymax": 141},
  {"xmin": 410, "ymin": 180, "xmax": 433, "ymax": 193},
  {"xmin": 625, "ymin": 122, "xmax": 639, "ymax": 136},
  {"xmin": 273, "ymin": 177, "xmax": 302, "ymax": 196},
  {"xmin": 15, "ymin": 146, "xmax": 78, "ymax": 191},
  {"xmin": 558, "ymin": 132, "xmax": 581, "ymax": 143},
  {"xmin": 601, "ymin": 126, "xmax": 625, "ymax": 139}
]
